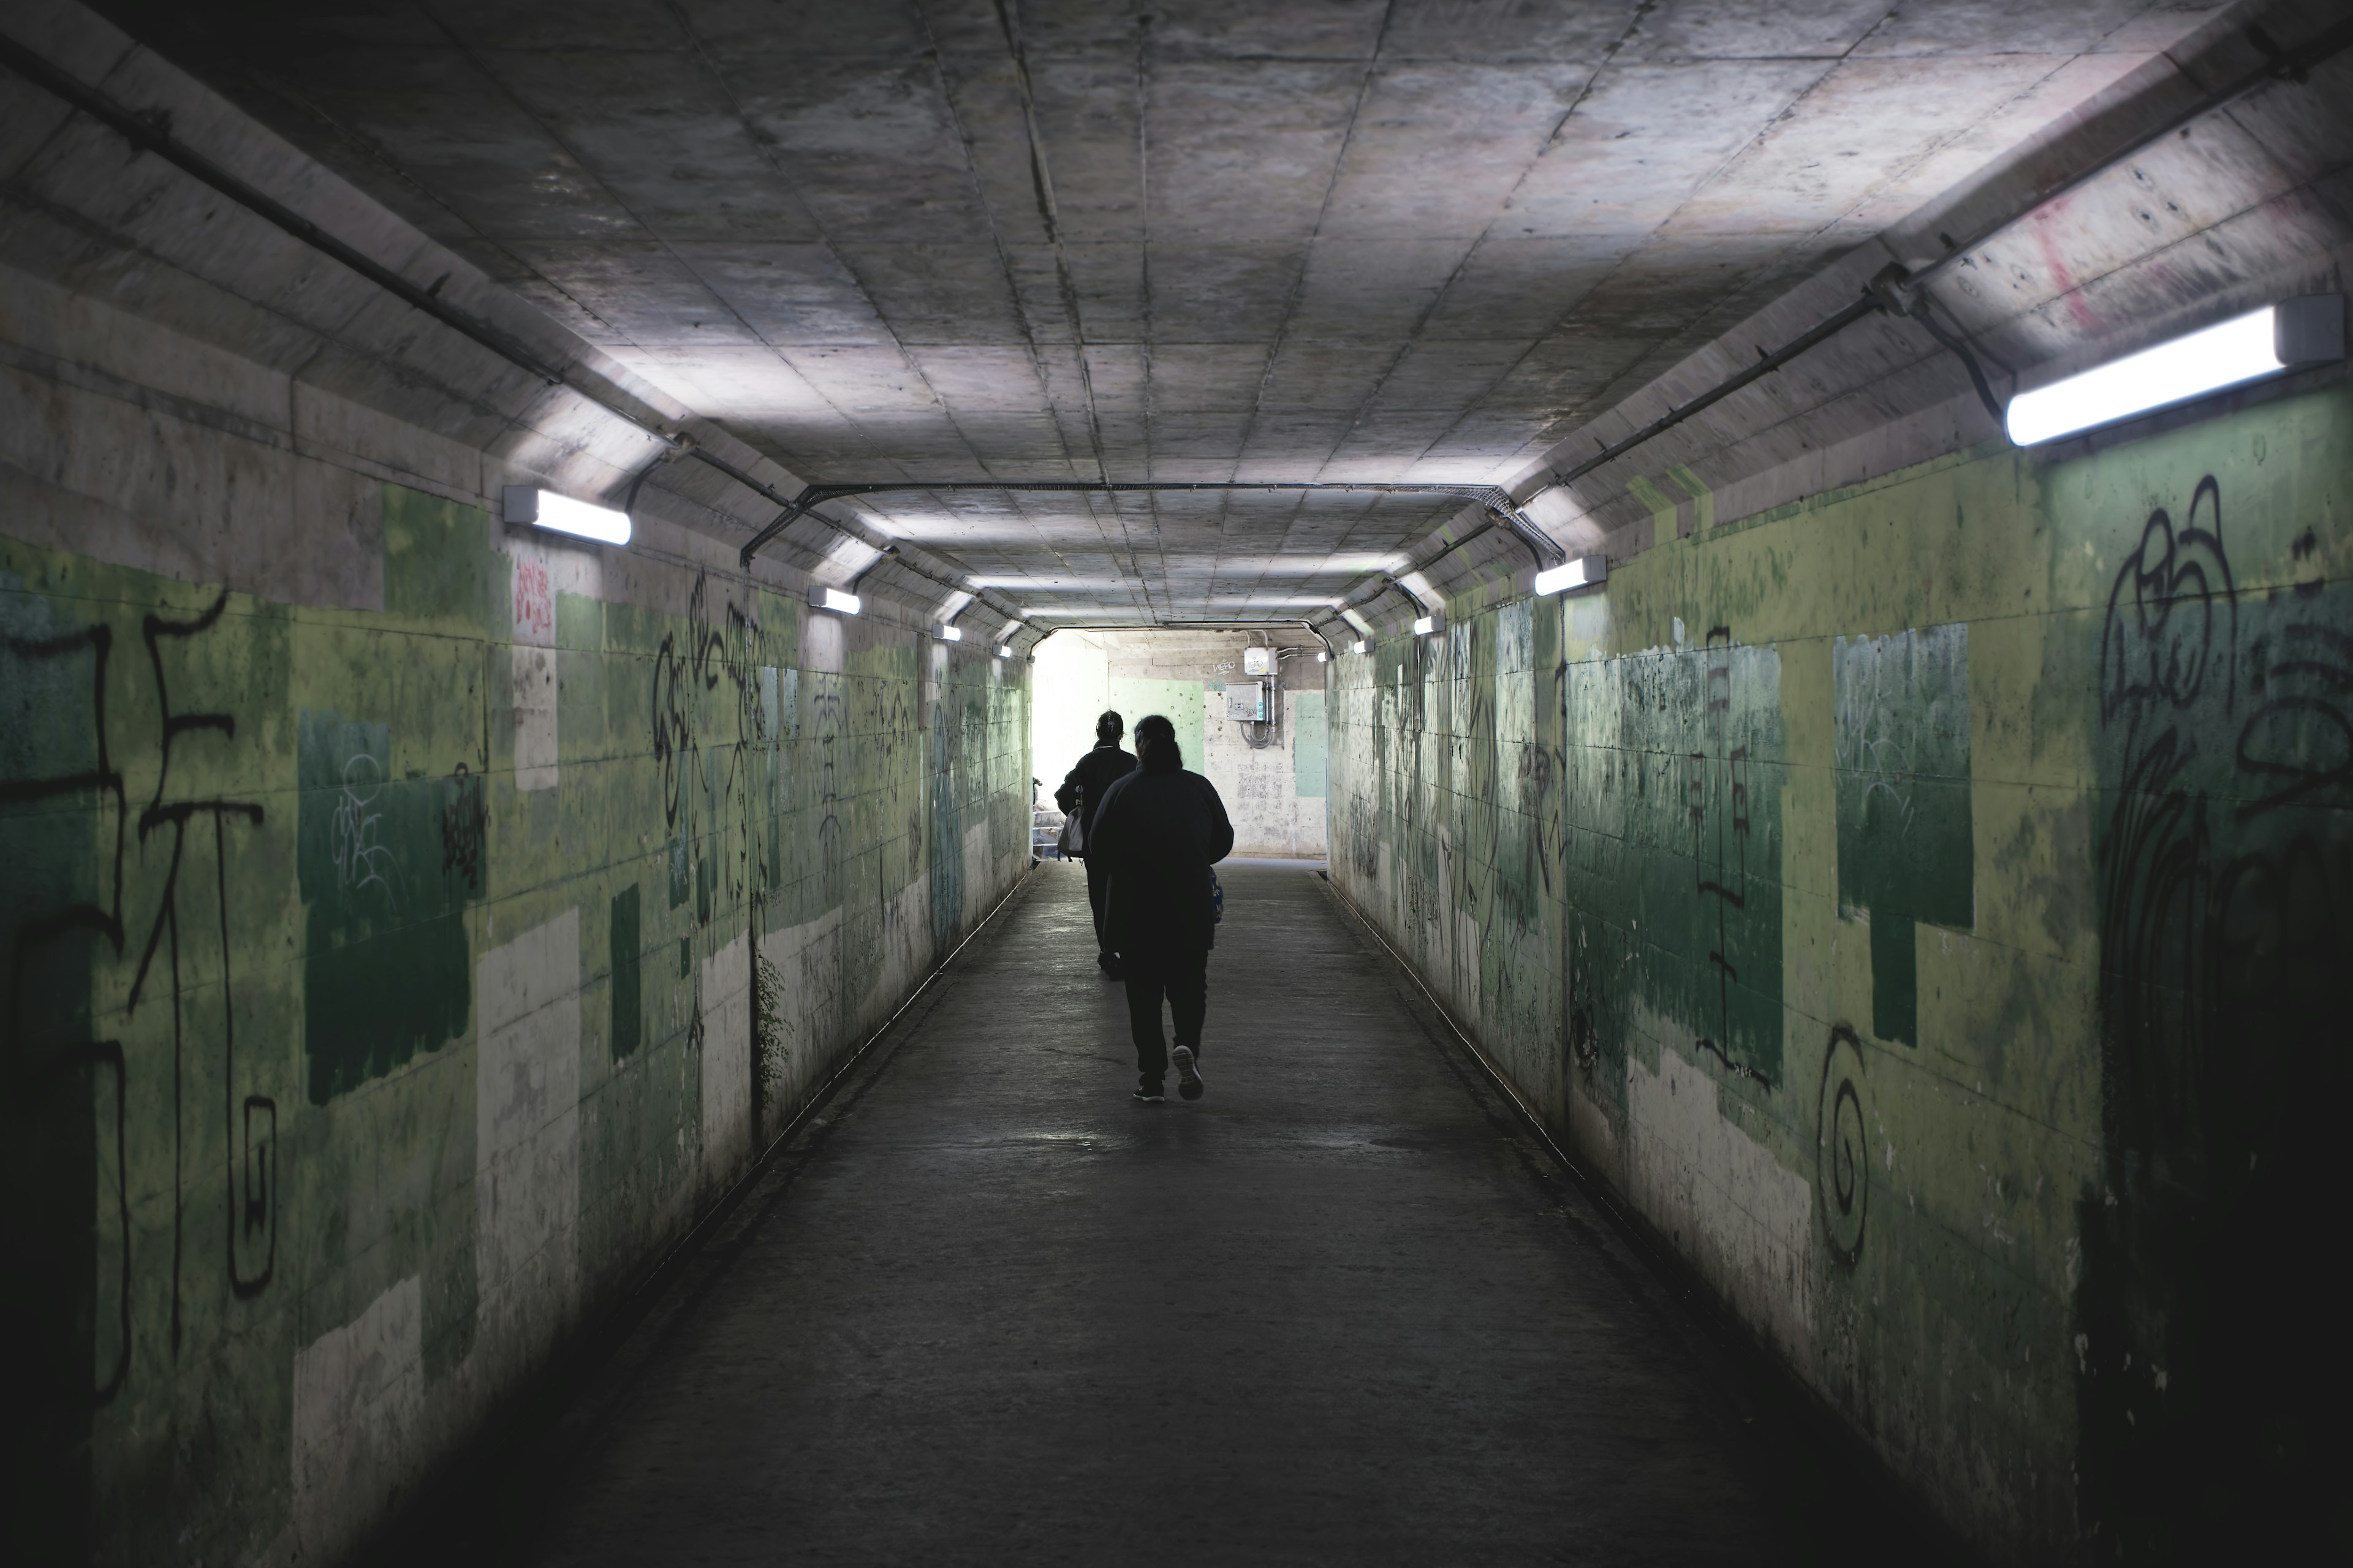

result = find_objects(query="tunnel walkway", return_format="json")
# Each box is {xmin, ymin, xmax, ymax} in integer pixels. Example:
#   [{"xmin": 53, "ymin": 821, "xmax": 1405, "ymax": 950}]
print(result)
[{"xmin": 433, "ymin": 862, "xmax": 1920, "ymax": 1567}]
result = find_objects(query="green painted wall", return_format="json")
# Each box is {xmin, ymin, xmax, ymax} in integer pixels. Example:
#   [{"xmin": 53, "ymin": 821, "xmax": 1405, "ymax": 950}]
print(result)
[
  {"xmin": 0, "ymin": 484, "xmax": 1031, "ymax": 1564},
  {"xmin": 1105, "ymin": 675, "xmax": 1205, "ymax": 770},
  {"xmin": 1327, "ymin": 381, "xmax": 2353, "ymax": 1559},
  {"xmin": 1292, "ymin": 691, "xmax": 1327, "ymax": 797}
]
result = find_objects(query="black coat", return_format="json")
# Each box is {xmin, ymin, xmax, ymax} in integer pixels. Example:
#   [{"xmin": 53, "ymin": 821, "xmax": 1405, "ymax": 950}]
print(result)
[
  {"xmin": 1055, "ymin": 742, "xmax": 1137, "ymax": 846},
  {"xmin": 1087, "ymin": 763, "xmax": 1235, "ymax": 952}
]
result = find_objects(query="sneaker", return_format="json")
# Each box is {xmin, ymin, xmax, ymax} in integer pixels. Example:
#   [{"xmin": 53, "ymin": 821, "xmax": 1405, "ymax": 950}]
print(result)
[
  {"xmin": 1132, "ymin": 1083, "xmax": 1165, "ymax": 1104},
  {"xmin": 1172, "ymin": 1046, "xmax": 1204, "ymax": 1101}
]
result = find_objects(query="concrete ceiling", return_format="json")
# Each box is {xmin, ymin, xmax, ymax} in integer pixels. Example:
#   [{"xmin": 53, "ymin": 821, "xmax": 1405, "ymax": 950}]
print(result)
[{"xmin": 94, "ymin": 0, "xmax": 2230, "ymax": 624}]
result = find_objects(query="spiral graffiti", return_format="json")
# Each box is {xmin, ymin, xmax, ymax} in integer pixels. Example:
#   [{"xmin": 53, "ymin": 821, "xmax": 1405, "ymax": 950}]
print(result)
[{"xmin": 1817, "ymin": 1025, "xmax": 1868, "ymax": 1266}]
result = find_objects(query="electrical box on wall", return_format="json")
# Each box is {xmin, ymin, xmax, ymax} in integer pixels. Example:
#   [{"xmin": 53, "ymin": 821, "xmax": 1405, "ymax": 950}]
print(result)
[
  {"xmin": 1224, "ymin": 680, "xmax": 1269, "ymax": 721},
  {"xmin": 1242, "ymin": 646, "xmax": 1276, "ymax": 676}
]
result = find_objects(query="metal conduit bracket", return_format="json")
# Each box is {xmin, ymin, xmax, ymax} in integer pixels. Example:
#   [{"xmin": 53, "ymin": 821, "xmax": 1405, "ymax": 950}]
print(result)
[{"xmin": 733, "ymin": 479, "xmax": 1566, "ymax": 577}]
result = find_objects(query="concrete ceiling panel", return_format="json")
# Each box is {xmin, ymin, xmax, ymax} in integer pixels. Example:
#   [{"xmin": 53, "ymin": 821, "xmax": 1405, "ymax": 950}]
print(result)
[
  {"xmin": 1853, "ymin": 0, "xmax": 2231, "ymax": 58},
  {"xmin": 1415, "ymin": 237, "xmax": 1639, "ymax": 340},
  {"xmin": 906, "ymin": 344, "xmax": 1051, "ymax": 409},
  {"xmin": 1145, "ymin": 343, "xmax": 1276, "ymax": 411},
  {"xmin": 1139, "ymin": 0, "xmax": 1389, "ymax": 63},
  {"xmin": 820, "ymin": 241, "xmax": 1027, "ymax": 343},
  {"xmin": 75, "ymin": 0, "xmax": 2245, "ymax": 624},
  {"xmin": 1139, "ymin": 241, "xmax": 1306, "ymax": 342},
  {"xmin": 1364, "ymin": 339, "xmax": 1531, "ymax": 412},
  {"xmin": 1283, "ymin": 237, "xmax": 1474, "ymax": 343},
  {"xmin": 1663, "ymin": 56, "xmax": 2094, "ymax": 238},
  {"xmin": 1143, "ymin": 60, "xmax": 1364, "ymax": 240},
  {"xmin": 1379, "ymin": 0, "xmax": 1643, "ymax": 66},
  {"xmin": 1250, "ymin": 344, "xmax": 1392, "ymax": 412},
  {"xmin": 465, "ymin": 50, "xmax": 821, "ymax": 244},
  {"xmin": 1505, "ymin": 59, "xmax": 1837, "ymax": 237},
  {"xmin": 667, "ymin": 242, "xmax": 893, "ymax": 344},
  {"xmin": 1059, "ymin": 240, "xmax": 1147, "ymax": 340},
  {"xmin": 1619, "ymin": 0, "xmax": 1904, "ymax": 63},
  {"xmin": 1317, "ymin": 62, "xmax": 1596, "ymax": 240},
  {"xmin": 502, "ymin": 240, "xmax": 767, "ymax": 346}
]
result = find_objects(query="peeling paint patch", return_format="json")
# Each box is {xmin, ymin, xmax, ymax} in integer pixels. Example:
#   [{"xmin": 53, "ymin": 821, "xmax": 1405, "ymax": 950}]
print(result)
[
  {"xmin": 1627, "ymin": 1040, "xmax": 1813, "ymax": 1350},
  {"xmin": 475, "ymin": 910, "xmax": 580, "ymax": 1348},
  {"xmin": 512, "ymin": 644, "xmax": 558, "ymax": 792},
  {"xmin": 290, "ymin": 1274, "xmax": 423, "ymax": 1559}
]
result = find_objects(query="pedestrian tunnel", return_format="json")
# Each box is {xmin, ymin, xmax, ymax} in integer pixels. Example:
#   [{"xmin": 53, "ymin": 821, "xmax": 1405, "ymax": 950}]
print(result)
[{"xmin": 6, "ymin": 2, "xmax": 2351, "ymax": 1561}]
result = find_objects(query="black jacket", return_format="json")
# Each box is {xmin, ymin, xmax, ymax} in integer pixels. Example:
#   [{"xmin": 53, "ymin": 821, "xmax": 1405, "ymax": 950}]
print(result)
[
  {"xmin": 1087, "ymin": 763, "xmax": 1235, "ymax": 952},
  {"xmin": 1055, "ymin": 742, "xmax": 1137, "ymax": 847}
]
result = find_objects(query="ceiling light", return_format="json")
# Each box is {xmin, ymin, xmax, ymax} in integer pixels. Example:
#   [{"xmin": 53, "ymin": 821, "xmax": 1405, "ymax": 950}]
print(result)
[
  {"xmin": 502, "ymin": 485, "xmax": 630, "ymax": 546},
  {"xmin": 1316, "ymin": 651, "xmax": 1328, "ymax": 663},
  {"xmin": 1412, "ymin": 616, "xmax": 1434, "ymax": 635},
  {"xmin": 939, "ymin": 624, "xmax": 963, "ymax": 642},
  {"xmin": 996, "ymin": 643, "xmax": 1013, "ymax": 659},
  {"xmin": 1350, "ymin": 640, "xmax": 1368, "ymax": 654},
  {"xmin": 816, "ymin": 586, "xmax": 860, "ymax": 615},
  {"xmin": 2006, "ymin": 296, "xmax": 2344, "ymax": 445},
  {"xmin": 1534, "ymin": 555, "xmax": 1608, "ymax": 596}
]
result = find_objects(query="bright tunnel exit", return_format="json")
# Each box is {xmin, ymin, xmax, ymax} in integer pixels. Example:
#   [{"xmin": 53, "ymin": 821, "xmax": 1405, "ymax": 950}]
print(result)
[{"xmin": 1030, "ymin": 629, "xmax": 1332, "ymax": 865}]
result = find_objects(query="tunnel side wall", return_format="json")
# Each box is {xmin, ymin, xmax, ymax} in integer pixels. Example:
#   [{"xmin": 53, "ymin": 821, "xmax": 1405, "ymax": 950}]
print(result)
[
  {"xmin": 1327, "ymin": 381, "xmax": 2353, "ymax": 1558},
  {"xmin": 0, "ymin": 269, "xmax": 1033, "ymax": 1565}
]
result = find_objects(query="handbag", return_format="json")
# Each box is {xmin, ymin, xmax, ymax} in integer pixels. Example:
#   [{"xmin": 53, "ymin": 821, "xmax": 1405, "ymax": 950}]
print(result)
[{"xmin": 1058, "ymin": 803, "xmax": 1084, "ymax": 859}]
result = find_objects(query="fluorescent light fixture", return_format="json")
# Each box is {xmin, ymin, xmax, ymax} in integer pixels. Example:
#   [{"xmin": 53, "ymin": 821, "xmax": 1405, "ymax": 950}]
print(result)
[
  {"xmin": 1534, "ymin": 555, "xmax": 1608, "ymax": 596},
  {"xmin": 503, "ymin": 485, "xmax": 630, "ymax": 546},
  {"xmin": 2006, "ymin": 296, "xmax": 2345, "ymax": 445},
  {"xmin": 1412, "ymin": 615, "xmax": 1434, "ymax": 635},
  {"xmin": 1316, "ymin": 651, "xmax": 1328, "ymax": 663},
  {"xmin": 938, "ymin": 624, "xmax": 963, "ymax": 642},
  {"xmin": 996, "ymin": 643, "xmax": 1013, "ymax": 659},
  {"xmin": 1350, "ymin": 639, "xmax": 1369, "ymax": 654},
  {"xmin": 816, "ymin": 587, "xmax": 861, "ymax": 615}
]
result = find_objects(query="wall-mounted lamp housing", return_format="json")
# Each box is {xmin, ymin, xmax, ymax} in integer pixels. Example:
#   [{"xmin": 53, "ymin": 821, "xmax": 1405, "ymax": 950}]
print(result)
[
  {"xmin": 996, "ymin": 643, "xmax": 1014, "ymax": 659},
  {"xmin": 2006, "ymin": 295, "xmax": 2345, "ymax": 445},
  {"xmin": 1350, "ymin": 639, "xmax": 1369, "ymax": 654},
  {"xmin": 1534, "ymin": 555, "xmax": 1608, "ymax": 596},
  {"xmin": 1412, "ymin": 616, "xmax": 1435, "ymax": 636},
  {"xmin": 503, "ymin": 485, "xmax": 631, "ymax": 546},
  {"xmin": 815, "ymin": 586, "xmax": 861, "ymax": 615},
  {"xmin": 938, "ymin": 624, "xmax": 963, "ymax": 642},
  {"xmin": 1316, "ymin": 651, "xmax": 1328, "ymax": 663}
]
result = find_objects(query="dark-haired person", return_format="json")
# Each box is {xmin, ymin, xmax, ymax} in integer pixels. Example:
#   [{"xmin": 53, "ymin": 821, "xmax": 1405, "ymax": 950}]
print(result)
[
  {"xmin": 1055, "ymin": 709, "xmax": 1137, "ymax": 979},
  {"xmin": 1085, "ymin": 713, "xmax": 1233, "ymax": 1104}
]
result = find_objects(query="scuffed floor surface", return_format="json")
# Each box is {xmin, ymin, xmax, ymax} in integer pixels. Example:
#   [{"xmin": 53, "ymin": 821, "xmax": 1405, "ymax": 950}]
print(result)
[{"xmin": 441, "ymin": 862, "xmax": 1936, "ymax": 1566}]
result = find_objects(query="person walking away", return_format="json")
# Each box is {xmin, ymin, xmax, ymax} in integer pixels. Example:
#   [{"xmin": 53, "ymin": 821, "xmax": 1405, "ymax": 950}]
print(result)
[
  {"xmin": 1055, "ymin": 710, "xmax": 1137, "ymax": 979},
  {"xmin": 1083, "ymin": 713, "xmax": 1233, "ymax": 1103}
]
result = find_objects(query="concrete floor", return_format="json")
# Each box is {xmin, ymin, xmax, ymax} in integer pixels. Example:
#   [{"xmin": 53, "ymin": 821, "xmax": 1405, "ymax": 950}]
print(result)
[{"xmin": 427, "ymin": 862, "xmax": 1933, "ymax": 1566}]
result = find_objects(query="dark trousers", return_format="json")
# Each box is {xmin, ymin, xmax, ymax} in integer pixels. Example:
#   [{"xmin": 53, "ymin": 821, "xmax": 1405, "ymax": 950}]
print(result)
[
  {"xmin": 1083, "ymin": 854, "xmax": 1115, "ymax": 961},
  {"xmin": 1122, "ymin": 946, "xmax": 1208, "ymax": 1086}
]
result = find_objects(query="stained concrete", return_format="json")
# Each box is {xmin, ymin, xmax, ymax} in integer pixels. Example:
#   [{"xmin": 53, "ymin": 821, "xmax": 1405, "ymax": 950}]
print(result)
[
  {"xmin": 420, "ymin": 862, "xmax": 1937, "ymax": 1566},
  {"xmin": 80, "ymin": 0, "xmax": 2235, "ymax": 625}
]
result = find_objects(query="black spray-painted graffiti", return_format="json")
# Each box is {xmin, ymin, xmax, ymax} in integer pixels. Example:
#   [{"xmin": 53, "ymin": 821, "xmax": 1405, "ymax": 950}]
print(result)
[
  {"xmin": 654, "ymin": 570, "xmax": 771, "ymax": 923},
  {"xmin": 439, "ymin": 760, "xmax": 485, "ymax": 886},
  {"xmin": 2, "ymin": 588, "xmax": 268, "ymax": 1418},
  {"xmin": 2081, "ymin": 474, "xmax": 2352, "ymax": 1550},
  {"xmin": 1817, "ymin": 1024, "xmax": 1868, "ymax": 1267},
  {"xmin": 1690, "ymin": 627, "xmax": 1768, "ymax": 1089}
]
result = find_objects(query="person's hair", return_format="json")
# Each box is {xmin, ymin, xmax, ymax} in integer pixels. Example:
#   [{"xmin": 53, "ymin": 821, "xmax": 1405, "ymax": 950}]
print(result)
[
  {"xmin": 1135, "ymin": 713, "xmax": 1181, "ymax": 773},
  {"xmin": 1096, "ymin": 710, "xmax": 1124, "ymax": 743}
]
